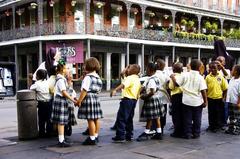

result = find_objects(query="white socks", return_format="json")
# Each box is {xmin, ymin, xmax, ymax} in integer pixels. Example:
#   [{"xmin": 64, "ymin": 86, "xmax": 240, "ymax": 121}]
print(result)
[
  {"xmin": 95, "ymin": 133, "xmax": 98, "ymax": 138},
  {"xmin": 144, "ymin": 129, "xmax": 150, "ymax": 134},
  {"xmin": 59, "ymin": 135, "xmax": 64, "ymax": 143},
  {"xmin": 157, "ymin": 128, "xmax": 162, "ymax": 133},
  {"xmin": 90, "ymin": 136, "xmax": 95, "ymax": 140}
]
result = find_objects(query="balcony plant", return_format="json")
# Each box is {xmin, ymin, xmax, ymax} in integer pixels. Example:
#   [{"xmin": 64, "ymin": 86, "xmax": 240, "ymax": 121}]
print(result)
[
  {"xmin": 181, "ymin": 19, "xmax": 188, "ymax": 26},
  {"xmin": 212, "ymin": 22, "xmax": 218, "ymax": 33},
  {"xmin": 187, "ymin": 20, "xmax": 195, "ymax": 32},
  {"xmin": 204, "ymin": 21, "xmax": 212, "ymax": 33}
]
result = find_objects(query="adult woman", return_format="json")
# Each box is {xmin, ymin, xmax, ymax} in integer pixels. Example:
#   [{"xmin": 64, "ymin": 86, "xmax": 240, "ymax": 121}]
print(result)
[{"xmin": 33, "ymin": 47, "xmax": 61, "ymax": 81}]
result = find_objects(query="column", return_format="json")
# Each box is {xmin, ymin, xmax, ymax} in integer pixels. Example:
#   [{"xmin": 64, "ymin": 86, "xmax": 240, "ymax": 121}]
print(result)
[
  {"xmin": 126, "ymin": 42, "xmax": 130, "ymax": 66},
  {"xmin": 14, "ymin": 44, "xmax": 18, "ymax": 91},
  {"xmin": 86, "ymin": 39, "xmax": 91, "ymax": 59},
  {"xmin": 176, "ymin": 56, "xmax": 180, "ymax": 62},
  {"xmin": 12, "ymin": 6, "xmax": 15, "ymax": 29},
  {"xmin": 141, "ymin": 44, "xmax": 145, "ymax": 74},
  {"xmin": 37, "ymin": 0, "xmax": 43, "ymax": 35},
  {"xmin": 220, "ymin": 18, "xmax": 224, "ymax": 36},
  {"xmin": 171, "ymin": 11, "xmax": 176, "ymax": 33},
  {"xmin": 137, "ymin": 54, "xmax": 142, "ymax": 68},
  {"xmin": 198, "ymin": 48, "xmax": 201, "ymax": 60},
  {"xmin": 39, "ymin": 41, "xmax": 43, "ymax": 65},
  {"xmin": 119, "ymin": 53, "xmax": 126, "ymax": 74},
  {"xmin": 125, "ymin": 2, "xmax": 132, "ymax": 33},
  {"xmin": 165, "ymin": 56, "xmax": 169, "ymax": 67},
  {"xmin": 85, "ymin": 0, "xmax": 91, "ymax": 34},
  {"xmin": 237, "ymin": 57, "xmax": 240, "ymax": 64},
  {"xmin": 197, "ymin": 15, "xmax": 202, "ymax": 33},
  {"xmin": 187, "ymin": 57, "xmax": 192, "ymax": 64},
  {"xmin": 104, "ymin": 53, "xmax": 111, "ymax": 91},
  {"xmin": 172, "ymin": 46, "xmax": 175, "ymax": 63}
]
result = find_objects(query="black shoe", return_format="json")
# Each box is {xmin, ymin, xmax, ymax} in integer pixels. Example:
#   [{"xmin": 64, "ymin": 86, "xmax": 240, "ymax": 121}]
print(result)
[
  {"xmin": 82, "ymin": 137, "xmax": 96, "ymax": 145},
  {"xmin": 95, "ymin": 137, "xmax": 99, "ymax": 143},
  {"xmin": 57, "ymin": 140, "xmax": 71, "ymax": 147},
  {"xmin": 125, "ymin": 136, "xmax": 133, "ymax": 142},
  {"xmin": 151, "ymin": 133, "xmax": 163, "ymax": 140},
  {"xmin": 192, "ymin": 134, "xmax": 200, "ymax": 139},
  {"xmin": 136, "ymin": 132, "xmax": 151, "ymax": 142},
  {"xmin": 82, "ymin": 128, "xmax": 89, "ymax": 136},
  {"xmin": 181, "ymin": 135, "xmax": 192, "ymax": 139},
  {"xmin": 112, "ymin": 136, "xmax": 125, "ymax": 143}
]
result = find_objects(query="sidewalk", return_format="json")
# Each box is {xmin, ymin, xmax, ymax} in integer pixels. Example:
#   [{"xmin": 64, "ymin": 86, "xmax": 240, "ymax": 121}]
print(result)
[{"xmin": 1, "ymin": 98, "xmax": 240, "ymax": 159}]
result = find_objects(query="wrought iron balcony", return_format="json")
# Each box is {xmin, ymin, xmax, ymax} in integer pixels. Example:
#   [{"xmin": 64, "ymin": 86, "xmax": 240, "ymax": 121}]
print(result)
[{"xmin": 0, "ymin": 22, "xmax": 239, "ymax": 48}]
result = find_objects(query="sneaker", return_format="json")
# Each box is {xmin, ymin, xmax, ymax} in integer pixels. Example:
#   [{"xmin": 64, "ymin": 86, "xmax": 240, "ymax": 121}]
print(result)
[
  {"xmin": 151, "ymin": 133, "xmax": 163, "ymax": 140},
  {"xmin": 57, "ymin": 140, "xmax": 71, "ymax": 147},
  {"xmin": 112, "ymin": 136, "xmax": 125, "ymax": 143},
  {"xmin": 136, "ymin": 132, "xmax": 151, "ymax": 142},
  {"xmin": 82, "ymin": 128, "xmax": 89, "ymax": 136},
  {"xmin": 82, "ymin": 137, "xmax": 96, "ymax": 145}
]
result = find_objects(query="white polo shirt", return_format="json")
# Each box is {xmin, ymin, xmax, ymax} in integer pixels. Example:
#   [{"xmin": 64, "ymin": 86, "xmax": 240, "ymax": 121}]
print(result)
[
  {"xmin": 155, "ymin": 70, "xmax": 170, "ymax": 104},
  {"xmin": 55, "ymin": 74, "xmax": 67, "ymax": 97},
  {"xmin": 226, "ymin": 78, "xmax": 240, "ymax": 105},
  {"xmin": 30, "ymin": 79, "xmax": 50, "ymax": 101},
  {"xmin": 176, "ymin": 70, "xmax": 207, "ymax": 106}
]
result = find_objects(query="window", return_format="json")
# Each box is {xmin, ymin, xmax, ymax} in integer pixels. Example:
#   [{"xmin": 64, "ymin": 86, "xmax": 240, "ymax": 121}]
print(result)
[
  {"xmin": 111, "ymin": 11, "xmax": 120, "ymax": 27},
  {"xmin": 20, "ymin": 12, "xmax": 26, "ymax": 28},
  {"xmin": 43, "ymin": 1, "xmax": 48, "ymax": 23},
  {"xmin": 74, "ymin": 3, "xmax": 85, "ymax": 33},
  {"xmin": 94, "ymin": 7, "xmax": 103, "ymax": 32},
  {"xmin": 129, "ymin": 12, "xmax": 135, "ymax": 31},
  {"xmin": 30, "ymin": 9, "xmax": 36, "ymax": 26}
]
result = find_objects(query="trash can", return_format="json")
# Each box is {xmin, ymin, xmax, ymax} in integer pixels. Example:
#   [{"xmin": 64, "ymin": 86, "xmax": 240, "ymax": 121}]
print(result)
[{"xmin": 17, "ymin": 90, "xmax": 38, "ymax": 140}]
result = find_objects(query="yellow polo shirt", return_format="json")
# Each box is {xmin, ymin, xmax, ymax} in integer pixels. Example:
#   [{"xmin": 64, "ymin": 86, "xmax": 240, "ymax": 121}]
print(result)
[
  {"xmin": 122, "ymin": 74, "xmax": 141, "ymax": 100},
  {"xmin": 169, "ymin": 73, "xmax": 182, "ymax": 96},
  {"xmin": 205, "ymin": 72, "xmax": 228, "ymax": 99}
]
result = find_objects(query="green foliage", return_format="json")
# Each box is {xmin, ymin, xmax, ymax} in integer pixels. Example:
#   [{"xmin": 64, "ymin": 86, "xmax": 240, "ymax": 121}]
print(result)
[
  {"xmin": 181, "ymin": 19, "xmax": 188, "ymax": 26},
  {"xmin": 187, "ymin": 20, "xmax": 195, "ymax": 28},
  {"xmin": 204, "ymin": 21, "xmax": 212, "ymax": 30},
  {"xmin": 212, "ymin": 22, "xmax": 218, "ymax": 31}
]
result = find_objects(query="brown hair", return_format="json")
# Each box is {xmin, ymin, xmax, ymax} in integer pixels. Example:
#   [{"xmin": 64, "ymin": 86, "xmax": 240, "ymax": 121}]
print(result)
[
  {"xmin": 85, "ymin": 57, "xmax": 101, "ymax": 72},
  {"xmin": 128, "ymin": 64, "xmax": 140, "ymax": 76}
]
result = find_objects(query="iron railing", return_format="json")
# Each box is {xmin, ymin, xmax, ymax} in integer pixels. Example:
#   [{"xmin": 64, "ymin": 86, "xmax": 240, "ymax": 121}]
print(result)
[{"xmin": 0, "ymin": 22, "xmax": 240, "ymax": 48}]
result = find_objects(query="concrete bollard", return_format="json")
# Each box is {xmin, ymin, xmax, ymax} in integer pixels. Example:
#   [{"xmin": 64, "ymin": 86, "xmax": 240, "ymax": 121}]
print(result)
[{"xmin": 17, "ymin": 90, "xmax": 38, "ymax": 140}]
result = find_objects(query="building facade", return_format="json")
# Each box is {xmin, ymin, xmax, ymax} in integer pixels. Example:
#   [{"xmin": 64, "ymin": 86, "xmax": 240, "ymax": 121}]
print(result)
[{"xmin": 0, "ymin": 0, "xmax": 240, "ymax": 90}]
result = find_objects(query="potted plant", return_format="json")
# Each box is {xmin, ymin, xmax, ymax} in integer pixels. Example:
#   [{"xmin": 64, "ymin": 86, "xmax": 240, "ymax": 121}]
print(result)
[
  {"xmin": 204, "ymin": 21, "xmax": 212, "ymax": 33},
  {"xmin": 187, "ymin": 20, "xmax": 195, "ymax": 32},
  {"xmin": 212, "ymin": 22, "xmax": 218, "ymax": 33}
]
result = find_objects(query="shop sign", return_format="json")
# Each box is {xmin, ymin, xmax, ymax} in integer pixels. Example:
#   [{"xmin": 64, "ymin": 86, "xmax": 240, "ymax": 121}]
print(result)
[{"xmin": 46, "ymin": 41, "xmax": 84, "ymax": 63}]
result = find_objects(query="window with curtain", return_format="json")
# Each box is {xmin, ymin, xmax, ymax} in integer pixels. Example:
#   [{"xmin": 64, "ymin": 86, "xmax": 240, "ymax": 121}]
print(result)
[
  {"xmin": 74, "ymin": 3, "xmax": 85, "ymax": 33},
  {"xmin": 94, "ymin": 7, "xmax": 103, "ymax": 32}
]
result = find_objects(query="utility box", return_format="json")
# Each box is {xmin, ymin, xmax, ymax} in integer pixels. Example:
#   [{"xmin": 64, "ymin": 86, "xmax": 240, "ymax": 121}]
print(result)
[
  {"xmin": 0, "ymin": 62, "xmax": 16, "ymax": 98},
  {"xmin": 17, "ymin": 90, "xmax": 38, "ymax": 140}
]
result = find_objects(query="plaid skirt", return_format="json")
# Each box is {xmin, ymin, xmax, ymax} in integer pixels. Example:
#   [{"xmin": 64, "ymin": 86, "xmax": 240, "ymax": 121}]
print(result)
[
  {"xmin": 78, "ymin": 93, "xmax": 103, "ymax": 119},
  {"xmin": 228, "ymin": 103, "xmax": 240, "ymax": 135},
  {"xmin": 67, "ymin": 101, "xmax": 77, "ymax": 126},
  {"xmin": 51, "ymin": 95, "xmax": 69, "ymax": 125},
  {"xmin": 141, "ymin": 96, "xmax": 165, "ymax": 119}
]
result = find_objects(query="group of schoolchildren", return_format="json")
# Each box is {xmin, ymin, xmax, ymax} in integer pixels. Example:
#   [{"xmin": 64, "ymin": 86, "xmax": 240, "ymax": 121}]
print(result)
[{"xmin": 30, "ymin": 50, "xmax": 240, "ymax": 148}]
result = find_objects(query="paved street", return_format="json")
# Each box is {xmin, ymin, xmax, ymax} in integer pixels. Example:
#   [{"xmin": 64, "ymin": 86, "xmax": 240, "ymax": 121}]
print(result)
[{"xmin": 1, "ymin": 94, "xmax": 240, "ymax": 159}]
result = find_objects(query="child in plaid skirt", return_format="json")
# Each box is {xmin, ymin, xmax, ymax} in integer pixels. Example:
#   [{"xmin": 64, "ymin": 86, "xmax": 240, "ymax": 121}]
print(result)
[
  {"xmin": 226, "ymin": 65, "xmax": 240, "ymax": 135},
  {"xmin": 64, "ymin": 70, "xmax": 77, "ymax": 136},
  {"xmin": 137, "ymin": 63, "xmax": 165, "ymax": 141},
  {"xmin": 76, "ymin": 57, "xmax": 103, "ymax": 145},
  {"xmin": 51, "ymin": 60, "xmax": 77, "ymax": 147}
]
